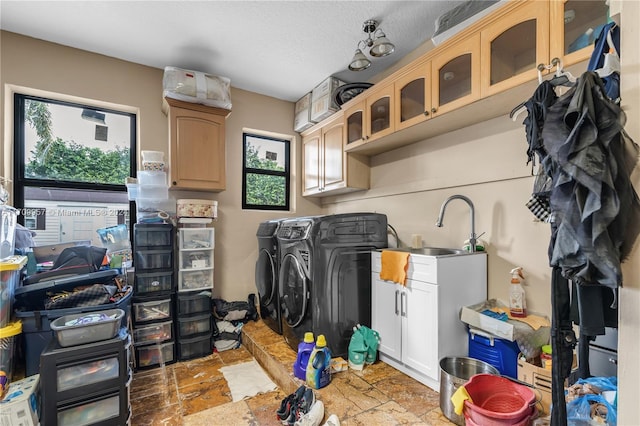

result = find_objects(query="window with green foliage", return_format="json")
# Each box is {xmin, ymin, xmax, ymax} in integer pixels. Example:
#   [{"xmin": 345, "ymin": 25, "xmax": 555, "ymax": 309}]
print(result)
[
  {"xmin": 242, "ymin": 133, "xmax": 290, "ymax": 211},
  {"xmin": 13, "ymin": 94, "xmax": 136, "ymax": 246}
]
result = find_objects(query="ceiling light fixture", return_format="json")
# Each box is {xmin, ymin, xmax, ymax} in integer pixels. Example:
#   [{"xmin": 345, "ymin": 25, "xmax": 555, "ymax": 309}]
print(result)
[{"xmin": 348, "ymin": 19, "xmax": 395, "ymax": 72}]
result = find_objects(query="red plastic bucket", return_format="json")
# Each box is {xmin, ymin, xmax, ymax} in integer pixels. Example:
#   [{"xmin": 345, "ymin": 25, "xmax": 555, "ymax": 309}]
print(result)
[{"xmin": 463, "ymin": 374, "xmax": 537, "ymax": 425}]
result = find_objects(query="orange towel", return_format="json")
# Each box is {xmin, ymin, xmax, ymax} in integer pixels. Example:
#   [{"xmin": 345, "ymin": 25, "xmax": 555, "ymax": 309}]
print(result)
[{"xmin": 380, "ymin": 250, "xmax": 410, "ymax": 286}]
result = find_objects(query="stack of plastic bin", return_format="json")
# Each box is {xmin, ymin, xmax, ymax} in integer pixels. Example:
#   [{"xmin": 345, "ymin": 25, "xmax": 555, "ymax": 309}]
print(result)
[
  {"xmin": 39, "ymin": 327, "xmax": 132, "ymax": 425},
  {"xmin": 176, "ymin": 218, "xmax": 215, "ymax": 360},
  {"xmin": 132, "ymin": 223, "xmax": 176, "ymax": 369},
  {"xmin": 132, "ymin": 154, "xmax": 175, "ymax": 224}
]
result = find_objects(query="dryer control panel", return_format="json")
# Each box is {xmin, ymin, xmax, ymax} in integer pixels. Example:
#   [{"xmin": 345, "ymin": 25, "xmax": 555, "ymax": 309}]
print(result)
[{"xmin": 277, "ymin": 222, "xmax": 312, "ymax": 240}]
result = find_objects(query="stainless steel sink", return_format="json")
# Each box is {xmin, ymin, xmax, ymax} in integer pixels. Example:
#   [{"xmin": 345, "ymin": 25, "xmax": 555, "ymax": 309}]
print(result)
[{"xmin": 385, "ymin": 247, "xmax": 468, "ymax": 256}]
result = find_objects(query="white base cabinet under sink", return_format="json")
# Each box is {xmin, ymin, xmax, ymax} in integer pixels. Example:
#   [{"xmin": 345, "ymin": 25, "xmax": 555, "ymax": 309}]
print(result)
[{"xmin": 371, "ymin": 250, "xmax": 487, "ymax": 391}]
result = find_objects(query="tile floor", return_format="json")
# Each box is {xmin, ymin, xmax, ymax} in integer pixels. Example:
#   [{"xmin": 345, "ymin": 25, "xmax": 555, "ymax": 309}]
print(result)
[{"xmin": 130, "ymin": 320, "xmax": 456, "ymax": 425}]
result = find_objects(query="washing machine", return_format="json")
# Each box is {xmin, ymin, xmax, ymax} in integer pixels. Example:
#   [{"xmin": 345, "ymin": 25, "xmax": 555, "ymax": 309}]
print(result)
[
  {"xmin": 277, "ymin": 217, "xmax": 319, "ymax": 351},
  {"xmin": 255, "ymin": 219, "xmax": 286, "ymax": 334},
  {"xmin": 312, "ymin": 213, "xmax": 388, "ymax": 358},
  {"xmin": 277, "ymin": 213, "xmax": 388, "ymax": 357}
]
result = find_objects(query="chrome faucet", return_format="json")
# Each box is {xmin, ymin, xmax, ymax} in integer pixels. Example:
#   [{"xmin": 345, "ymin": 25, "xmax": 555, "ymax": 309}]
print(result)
[{"xmin": 436, "ymin": 194, "xmax": 477, "ymax": 253}]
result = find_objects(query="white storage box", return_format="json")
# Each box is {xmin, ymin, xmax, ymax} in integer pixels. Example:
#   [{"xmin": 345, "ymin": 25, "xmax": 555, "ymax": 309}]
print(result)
[
  {"xmin": 0, "ymin": 374, "xmax": 40, "ymax": 426},
  {"xmin": 138, "ymin": 184, "xmax": 168, "ymax": 200},
  {"xmin": 163, "ymin": 66, "xmax": 232, "ymax": 110},
  {"xmin": 177, "ymin": 199, "xmax": 217, "ymax": 218},
  {"xmin": 310, "ymin": 77, "xmax": 346, "ymax": 122},
  {"xmin": 294, "ymin": 92, "xmax": 316, "ymax": 132},
  {"xmin": 50, "ymin": 309, "xmax": 124, "ymax": 347}
]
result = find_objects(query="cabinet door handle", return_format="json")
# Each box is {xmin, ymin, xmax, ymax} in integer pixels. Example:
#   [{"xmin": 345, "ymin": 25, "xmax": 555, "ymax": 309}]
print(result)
[
  {"xmin": 423, "ymin": 110, "xmax": 430, "ymax": 116},
  {"xmin": 395, "ymin": 290, "xmax": 399, "ymax": 315},
  {"xmin": 431, "ymin": 107, "xmax": 437, "ymax": 114},
  {"xmin": 365, "ymin": 135, "xmax": 370, "ymax": 140},
  {"xmin": 401, "ymin": 292, "xmax": 407, "ymax": 317}
]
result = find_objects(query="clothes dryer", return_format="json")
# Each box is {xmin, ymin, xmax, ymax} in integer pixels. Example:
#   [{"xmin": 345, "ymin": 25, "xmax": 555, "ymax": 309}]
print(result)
[
  {"xmin": 277, "ymin": 217, "xmax": 319, "ymax": 351},
  {"xmin": 255, "ymin": 219, "xmax": 285, "ymax": 334},
  {"xmin": 312, "ymin": 213, "xmax": 388, "ymax": 358}
]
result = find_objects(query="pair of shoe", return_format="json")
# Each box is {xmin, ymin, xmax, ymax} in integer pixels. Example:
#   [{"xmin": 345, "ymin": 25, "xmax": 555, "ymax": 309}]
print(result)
[
  {"xmin": 322, "ymin": 414, "xmax": 340, "ymax": 426},
  {"xmin": 276, "ymin": 385, "xmax": 317, "ymax": 426}
]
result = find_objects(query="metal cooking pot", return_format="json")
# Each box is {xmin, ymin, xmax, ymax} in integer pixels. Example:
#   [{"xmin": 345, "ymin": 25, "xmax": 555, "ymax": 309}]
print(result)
[{"xmin": 439, "ymin": 356, "xmax": 500, "ymax": 425}]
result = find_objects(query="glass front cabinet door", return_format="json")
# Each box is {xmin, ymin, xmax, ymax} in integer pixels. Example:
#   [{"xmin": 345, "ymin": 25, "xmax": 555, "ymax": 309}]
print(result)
[
  {"xmin": 480, "ymin": 1, "xmax": 550, "ymax": 97},
  {"xmin": 365, "ymin": 83, "xmax": 395, "ymax": 142},
  {"xmin": 550, "ymin": 0, "xmax": 610, "ymax": 68},
  {"xmin": 431, "ymin": 33, "xmax": 481, "ymax": 117},
  {"xmin": 394, "ymin": 59, "xmax": 432, "ymax": 131},
  {"xmin": 344, "ymin": 101, "xmax": 365, "ymax": 146}
]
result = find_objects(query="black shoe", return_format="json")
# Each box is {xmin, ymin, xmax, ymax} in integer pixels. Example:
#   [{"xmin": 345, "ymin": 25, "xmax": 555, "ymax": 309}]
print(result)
[{"xmin": 278, "ymin": 385, "xmax": 307, "ymax": 425}]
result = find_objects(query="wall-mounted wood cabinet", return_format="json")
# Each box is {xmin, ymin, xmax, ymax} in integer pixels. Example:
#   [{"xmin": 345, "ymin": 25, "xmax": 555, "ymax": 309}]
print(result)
[
  {"xmin": 335, "ymin": 0, "xmax": 609, "ymax": 157},
  {"xmin": 163, "ymin": 97, "xmax": 230, "ymax": 192},
  {"xmin": 302, "ymin": 112, "xmax": 369, "ymax": 197}
]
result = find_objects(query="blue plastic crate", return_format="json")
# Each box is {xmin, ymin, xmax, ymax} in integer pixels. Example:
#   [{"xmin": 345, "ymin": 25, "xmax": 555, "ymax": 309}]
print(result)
[{"xmin": 468, "ymin": 328, "xmax": 519, "ymax": 378}]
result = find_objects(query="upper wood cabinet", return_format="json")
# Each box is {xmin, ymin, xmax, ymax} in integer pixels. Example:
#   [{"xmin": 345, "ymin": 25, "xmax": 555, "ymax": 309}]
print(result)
[
  {"xmin": 549, "ymin": 0, "xmax": 610, "ymax": 69},
  {"xmin": 432, "ymin": 33, "xmax": 481, "ymax": 116},
  {"xmin": 164, "ymin": 97, "xmax": 230, "ymax": 192},
  {"xmin": 394, "ymin": 59, "xmax": 432, "ymax": 132},
  {"xmin": 342, "ymin": 82, "xmax": 395, "ymax": 150},
  {"xmin": 480, "ymin": 1, "xmax": 549, "ymax": 98},
  {"xmin": 302, "ymin": 112, "xmax": 369, "ymax": 197}
]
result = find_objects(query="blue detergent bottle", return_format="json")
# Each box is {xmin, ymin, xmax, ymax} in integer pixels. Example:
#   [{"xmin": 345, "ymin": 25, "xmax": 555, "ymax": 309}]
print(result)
[
  {"xmin": 306, "ymin": 334, "xmax": 332, "ymax": 389},
  {"xmin": 293, "ymin": 332, "xmax": 315, "ymax": 380}
]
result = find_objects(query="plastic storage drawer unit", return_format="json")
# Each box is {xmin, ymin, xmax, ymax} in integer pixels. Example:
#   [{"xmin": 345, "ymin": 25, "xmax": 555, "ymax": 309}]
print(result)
[
  {"xmin": 177, "ymin": 314, "xmax": 211, "ymax": 338},
  {"xmin": 40, "ymin": 328, "xmax": 131, "ymax": 425},
  {"xmin": 135, "ymin": 249, "xmax": 173, "ymax": 270},
  {"xmin": 135, "ymin": 341, "xmax": 175, "ymax": 370},
  {"xmin": 133, "ymin": 223, "xmax": 173, "ymax": 248},
  {"xmin": 132, "ymin": 320, "xmax": 173, "ymax": 346},
  {"xmin": 177, "ymin": 291, "xmax": 211, "ymax": 316},
  {"xmin": 177, "ymin": 334, "xmax": 212, "ymax": 361},
  {"xmin": 179, "ymin": 228, "xmax": 215, "ymax": 250},
  {"xmin": 132, "ymin": 296, "xmax": 173, "ymax": 325},
  {"xmin": 134, "ymin": 270, "xmax": 174, "ymax": 295}
]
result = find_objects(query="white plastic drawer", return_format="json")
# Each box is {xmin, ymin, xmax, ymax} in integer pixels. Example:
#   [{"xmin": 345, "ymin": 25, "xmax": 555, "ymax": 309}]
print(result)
[
  {"xmin": 178, "ymin": 269, "xmax": 214, "ymax": 292},
  {"xmin": 179, "ymin": 228, "xmax": 215, "ymax": 250},
  {"xmin": 180, "ymin": 249, "xmax": 214, "ymax": 270}
]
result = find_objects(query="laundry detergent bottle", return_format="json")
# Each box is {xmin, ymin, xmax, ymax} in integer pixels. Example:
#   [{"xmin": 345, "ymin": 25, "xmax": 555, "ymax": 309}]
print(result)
[
  {"xmin": 306, "ymin": 334, "xmax": 332, "ymax": 389},
  {"xmin": 293, "ymin": 332, "xmax": 315, "ymax": 380},
  {"xmin": 509, "ymin": 267, "xmax": 527, "ymax": 318}
]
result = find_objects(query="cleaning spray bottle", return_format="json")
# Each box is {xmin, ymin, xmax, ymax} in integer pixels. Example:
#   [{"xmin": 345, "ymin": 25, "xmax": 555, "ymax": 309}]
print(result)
[{"xmin": 509, "ymin": 267, "xmax": 527, "ymax": 318}]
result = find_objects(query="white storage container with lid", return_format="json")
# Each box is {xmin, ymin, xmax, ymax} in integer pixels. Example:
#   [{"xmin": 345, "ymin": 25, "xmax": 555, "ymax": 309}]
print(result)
[
  {"xmin": 163, "ymin": 66, "xmax": 232, "ymax": 110},
  {"xmin": 310, "ymin": 77, "xmax": 346, "ymax": 122}
]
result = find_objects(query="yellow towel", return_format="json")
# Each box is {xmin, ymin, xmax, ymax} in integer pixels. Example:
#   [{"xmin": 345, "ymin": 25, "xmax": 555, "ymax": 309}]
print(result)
[
  {"xmin": 451, "ymin": 384, "xmax": 473, "ymax": 415},
  {"xmin": 380, "ymin": 250, "xmax": 409, "ymax": 285}
]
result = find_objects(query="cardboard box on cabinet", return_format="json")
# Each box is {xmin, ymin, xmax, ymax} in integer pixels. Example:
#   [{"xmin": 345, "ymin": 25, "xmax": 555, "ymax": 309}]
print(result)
[
  {"xmin": 310, "ymin": 77, "xmax": 346, "ymax": 122},
  {"xmin": 0, "ymin": 374, "xmax": 40, "ymax": 426},
  {"xmin": 294, "ymin": 92, "xmax": 316, "ymax": 132}
]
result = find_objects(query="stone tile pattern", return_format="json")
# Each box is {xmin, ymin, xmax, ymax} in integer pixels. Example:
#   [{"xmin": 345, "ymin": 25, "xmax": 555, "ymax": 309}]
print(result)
[{"xmin": 130, "ymin": 320, "xmax": 456, "ymax": 425}]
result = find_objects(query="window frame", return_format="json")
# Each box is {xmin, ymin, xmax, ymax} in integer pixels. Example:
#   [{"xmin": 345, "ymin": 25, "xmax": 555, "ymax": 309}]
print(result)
[
  {"xmin": 13, "ymin": 93, "xmax": 137, "ymax": 227},
  {"xmin": 241, "ymin": 132, "xmax": 291, "ymax": 211}
]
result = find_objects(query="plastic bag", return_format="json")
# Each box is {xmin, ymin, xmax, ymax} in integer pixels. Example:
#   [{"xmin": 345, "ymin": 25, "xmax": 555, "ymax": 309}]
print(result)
[{"xmin": 566, "ymin": 393, "xmax": 616, "ymax": 425}]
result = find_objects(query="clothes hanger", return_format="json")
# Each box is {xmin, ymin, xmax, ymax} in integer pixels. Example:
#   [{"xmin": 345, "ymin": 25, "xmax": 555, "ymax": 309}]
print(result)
[
  {"xmin": 509, "ymin": 63, "xmax": 548, "ymax": 122},
  {"xmin": 549, "ymin": 58, "xmax": 576, "ymax": 87},
  {"xmin": 596, "ymin": 27, "xmax": 620, "ymax": 78}
]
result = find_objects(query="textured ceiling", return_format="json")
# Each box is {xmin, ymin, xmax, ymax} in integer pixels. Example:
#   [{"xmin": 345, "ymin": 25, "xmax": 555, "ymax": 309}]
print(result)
[{"xmin": 0, "ymin": 1, "xmax": 471, "ymax": 102}]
